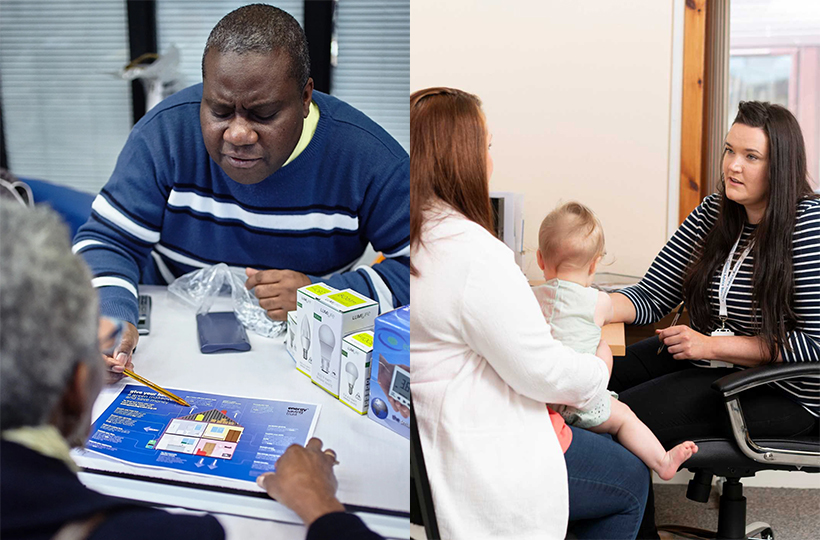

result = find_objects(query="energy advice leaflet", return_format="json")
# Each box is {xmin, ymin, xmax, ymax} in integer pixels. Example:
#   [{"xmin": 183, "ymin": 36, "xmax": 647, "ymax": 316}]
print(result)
[{"xmin": 84, "ymin": 385, "xmax": 320, "ymax": 484}]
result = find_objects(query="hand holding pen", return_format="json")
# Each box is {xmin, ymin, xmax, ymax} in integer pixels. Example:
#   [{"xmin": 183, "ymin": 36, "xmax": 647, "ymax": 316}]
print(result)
[
  {"xmin": 657, "ymin": 303, "xmax": 685, "ymax": 355},
  {"xmin": 656, "ymin": 304, "xmax": 715, "ymax": 361},
  {"xmin": 99, "ymin": 317, "xmax": 137, "ymax": 382},
  {"xmin": 98, "ymin": 317, "xmax": 188, "ymax": 406}
]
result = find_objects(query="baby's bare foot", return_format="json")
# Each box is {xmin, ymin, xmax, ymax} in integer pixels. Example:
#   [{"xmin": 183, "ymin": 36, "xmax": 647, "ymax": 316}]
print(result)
[{"xmin": 656, "ymin": 441, "xmax": 698, "ymax": 480}]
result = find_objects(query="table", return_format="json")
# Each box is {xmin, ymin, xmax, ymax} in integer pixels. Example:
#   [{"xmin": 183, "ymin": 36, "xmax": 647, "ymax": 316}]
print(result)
[
  {"xmin": 602, "ymin": 322, "xmax": 626, "ymax": 356},
  {"xmin": 78, "ymin": 286, "xmax": 410, "ymax": 539}
]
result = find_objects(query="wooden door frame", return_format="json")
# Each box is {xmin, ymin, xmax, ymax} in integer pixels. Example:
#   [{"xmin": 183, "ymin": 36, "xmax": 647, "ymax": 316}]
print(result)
[{"xmin": 679, "ymin": 0, "xmax": 709, "ymax": 224}]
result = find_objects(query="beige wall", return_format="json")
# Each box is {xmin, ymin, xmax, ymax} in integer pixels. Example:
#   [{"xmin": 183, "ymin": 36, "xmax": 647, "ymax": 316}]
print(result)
[{"xmin": 411, "ymin": 0, "xmax": 676, "ymax": 280}]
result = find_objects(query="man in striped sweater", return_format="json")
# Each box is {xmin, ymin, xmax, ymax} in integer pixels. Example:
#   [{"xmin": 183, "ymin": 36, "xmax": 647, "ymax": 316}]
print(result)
[{"xmin": 74, "ymin": 5, "xmax": 409, "ymax": 376}]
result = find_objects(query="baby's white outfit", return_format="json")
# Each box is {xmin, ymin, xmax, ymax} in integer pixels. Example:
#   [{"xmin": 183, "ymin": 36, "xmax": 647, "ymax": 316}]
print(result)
[{"xmin": 533, "ymin": 278, "xmax": 613, "ymax": 429}]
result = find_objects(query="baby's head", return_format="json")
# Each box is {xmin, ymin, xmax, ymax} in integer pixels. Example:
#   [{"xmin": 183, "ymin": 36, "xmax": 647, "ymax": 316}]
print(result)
[{"xmin": 537, "ymin": 202, "xmax": 605, "ymax": 286}]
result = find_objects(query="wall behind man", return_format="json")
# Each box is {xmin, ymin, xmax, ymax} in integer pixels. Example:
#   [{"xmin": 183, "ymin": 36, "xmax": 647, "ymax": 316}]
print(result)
[{"xmin": 410, "ymin": 0, "xmax": 676, "ymax": 280}]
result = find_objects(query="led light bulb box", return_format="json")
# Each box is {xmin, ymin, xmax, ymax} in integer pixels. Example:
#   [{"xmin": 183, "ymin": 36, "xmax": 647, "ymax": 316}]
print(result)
[
  {"xmin": 367, "ymin": 305, "xmax": 410, "ymax": 439},
  {"xmin": 295, "ymin": 283, "xmax": 337, "ymax": 377},
  {"xmin": 339, "ymin": 330, "xmax": 373, "ymax": 414},
  {"xmin": 311, "ymin": 289, "xmax": 378, "ymax": 397},
  {"xmin": 286, "ymin": 310, "xmax": 298, "ymax": 362}
]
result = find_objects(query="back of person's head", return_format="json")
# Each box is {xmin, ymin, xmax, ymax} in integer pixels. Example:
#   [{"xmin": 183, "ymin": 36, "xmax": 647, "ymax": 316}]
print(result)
[
  {"xmin": 410, "ymin": 87, "xmax": 493, "ymax": 261},
  {"xmin": 538, "ymin": 202, "xmax": 605, "ymax": 272},
  {"xmin": 202, "ymin": 3, "xmax": 310, "ymax": 89},
  {"xmin": 0, "ymin": 202, "xmax": 100, "ymax": 431}
]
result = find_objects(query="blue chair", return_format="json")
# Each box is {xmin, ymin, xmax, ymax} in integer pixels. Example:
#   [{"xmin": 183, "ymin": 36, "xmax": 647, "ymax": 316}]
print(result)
[{"xmin": 20, "ymin": 177, "xmax": 94, "ymax": 238}]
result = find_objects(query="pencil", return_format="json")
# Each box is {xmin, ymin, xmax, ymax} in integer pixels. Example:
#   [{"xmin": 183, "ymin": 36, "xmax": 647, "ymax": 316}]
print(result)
[
  {"xmin": 123, "ymin": 369, "xmax": 191, "ymax": 407},
  {"xmin": 657, "ymin": 303, "xmax": 686, "ymax": 355}
]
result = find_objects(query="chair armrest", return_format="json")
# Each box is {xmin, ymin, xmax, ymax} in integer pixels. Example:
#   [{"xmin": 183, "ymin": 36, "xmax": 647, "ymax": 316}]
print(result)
[
  {"xmin": 712, "ymin": 362, "xmax": 820, "ymax": 398},
  {"xmin": 707, "ymin": 362, "xmax": 820, "ymax": 469}
]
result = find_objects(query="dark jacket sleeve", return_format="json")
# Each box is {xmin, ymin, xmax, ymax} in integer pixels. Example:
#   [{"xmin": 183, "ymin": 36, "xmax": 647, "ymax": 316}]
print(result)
[
  {"xmin": 306, "ymin": 512, "xmax": 386, "ymax": 540},
  {"xmin": 91, "ymin": 509, "xmax": 225, "ymax": 540}
]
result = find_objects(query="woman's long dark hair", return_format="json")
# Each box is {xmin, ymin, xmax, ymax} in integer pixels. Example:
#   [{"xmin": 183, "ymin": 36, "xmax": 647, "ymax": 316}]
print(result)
[
  {"xmin": 683, "ymin": 101, "xmax": 816, "ymax": 362},
  {"xmin": 409, "ymin": 88, "xmax": 493, "ymax": 276}
]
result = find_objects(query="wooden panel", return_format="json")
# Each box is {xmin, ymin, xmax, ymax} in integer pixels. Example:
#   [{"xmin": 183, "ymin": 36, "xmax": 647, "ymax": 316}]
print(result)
[
  {"xmin": 701, "ymin": 0, "xmax": 730, "ymax": 197},
  {"xmin": 679, "ymin": 0, "xmax": 708, "ymax": 224},
  {"xmin": 602, "ymin": 322, "xmax": 626, "ymax": 356}
]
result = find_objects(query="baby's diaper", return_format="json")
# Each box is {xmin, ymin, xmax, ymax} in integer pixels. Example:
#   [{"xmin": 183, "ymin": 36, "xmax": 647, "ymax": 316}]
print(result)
[{"xmin": 552, "ymin": 390, "xmax": 618, "ymax": 429}]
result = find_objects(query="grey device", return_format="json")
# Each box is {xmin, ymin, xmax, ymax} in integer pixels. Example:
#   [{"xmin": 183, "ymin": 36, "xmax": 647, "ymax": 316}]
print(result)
[
  {"xmin": 388, "ymin": 365, "xmax": 411, "ymax": 408},
  {"xmin": 137, "ymin": 295, "xmax": 151, "ymax": 335},
  {"xmin": 196, "ymin": 312, "xmax": 251, "ymax": 353}
]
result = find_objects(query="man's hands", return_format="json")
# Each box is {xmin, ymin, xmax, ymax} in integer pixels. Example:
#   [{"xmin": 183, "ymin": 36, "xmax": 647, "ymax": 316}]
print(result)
[
  {"xmin": 656, "ymin": 325, "xmax": 713, "ymax": 361},
  {"xmin": 245, "ymin": 268, "xmax": 312, "ymax": 321},
  {"xmin": 256, "ymin": 438, "xmax": 346, "ymax": 527},
  {"xmin": 98, "ymin": 318, "xmax": 137, "ymax": 383}
]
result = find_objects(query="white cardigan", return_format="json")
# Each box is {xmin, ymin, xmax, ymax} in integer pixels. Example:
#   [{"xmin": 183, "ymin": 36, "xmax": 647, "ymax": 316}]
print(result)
[{"xmin": 410, "ymin": 205, "xmax": 610, "ymax": 540}]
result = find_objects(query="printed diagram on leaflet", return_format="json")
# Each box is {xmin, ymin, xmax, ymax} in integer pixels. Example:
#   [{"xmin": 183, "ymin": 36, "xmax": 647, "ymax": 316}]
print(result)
[
  {"xmin": 83, "ymin": 385, "xmax": 320, "ymax": 483},
  {"xmin": 151, "ymin": 408, "xmax": 245, "ymax": 460}
]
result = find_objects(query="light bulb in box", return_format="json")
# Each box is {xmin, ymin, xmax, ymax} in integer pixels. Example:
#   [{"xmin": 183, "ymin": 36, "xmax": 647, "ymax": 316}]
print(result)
[
  {"xmin": 318, "ymin": 324, "xmax": 335, "ymax": 373},
  {"xmin": 344, "ymin": 361, "xmax": 359, "ymax": 395},
  {"xmin": 300, "ymin": 316, "xmax": 311, "ymax": 359}
]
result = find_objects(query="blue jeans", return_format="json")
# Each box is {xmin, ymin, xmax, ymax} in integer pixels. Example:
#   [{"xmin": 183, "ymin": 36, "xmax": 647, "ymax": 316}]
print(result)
[{"xmin": 564, "ymin": 426, "xmax": 649, "ymax": 540}]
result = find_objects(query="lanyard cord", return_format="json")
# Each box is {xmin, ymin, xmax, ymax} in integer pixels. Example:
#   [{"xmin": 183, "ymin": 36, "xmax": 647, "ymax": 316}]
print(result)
[{"xmin": 717, "ymin": 231, "xmax": 755, "ymax": 323}]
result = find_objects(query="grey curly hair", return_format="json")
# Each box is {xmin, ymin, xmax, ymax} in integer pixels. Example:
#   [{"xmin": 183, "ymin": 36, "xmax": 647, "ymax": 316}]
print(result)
[
  {"xmin": 202, "ymin": 3, "xmax": 311, "ymax": 90},
  {"xmin": 1, "ymin": 202, "xmax": 100, "ymax": 430}
]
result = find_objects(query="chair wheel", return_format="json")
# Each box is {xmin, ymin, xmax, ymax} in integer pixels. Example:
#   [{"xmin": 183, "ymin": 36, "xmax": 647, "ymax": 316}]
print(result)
[{"xmin": 746, "ymin": 521, "xmax": 773, "ymax": 539}]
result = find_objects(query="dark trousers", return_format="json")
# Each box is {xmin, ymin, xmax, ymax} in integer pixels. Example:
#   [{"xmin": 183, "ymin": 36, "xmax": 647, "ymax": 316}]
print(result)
[{"xmin": 610, "ymin": 336, "xmax": 818, "ymax": 539}]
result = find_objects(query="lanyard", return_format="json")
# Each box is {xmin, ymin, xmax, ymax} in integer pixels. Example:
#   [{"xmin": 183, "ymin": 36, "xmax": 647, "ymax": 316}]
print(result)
[{"xmin": 717, "ymin": 232, "xmax": 754, "ymax": 325}]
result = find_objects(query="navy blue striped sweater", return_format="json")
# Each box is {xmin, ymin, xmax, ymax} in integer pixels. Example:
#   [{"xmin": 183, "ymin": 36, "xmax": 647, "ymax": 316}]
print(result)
[
  {"xmin": 620, "ymin": 193, "xmax": 820, "ymax": 415},
  {"xmin": 74, "ymin": 85, "xmax": 409, "ymax": 325}
]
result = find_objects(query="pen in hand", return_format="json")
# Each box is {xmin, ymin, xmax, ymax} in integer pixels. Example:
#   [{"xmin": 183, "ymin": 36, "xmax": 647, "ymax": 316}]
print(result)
[
  {"xmin": 657, "ymin": 303, "xmax": 685, "ymax": 355},
  {"xmin": 123, "ymin": 369, "xmax": 191, "ymax": 407}
]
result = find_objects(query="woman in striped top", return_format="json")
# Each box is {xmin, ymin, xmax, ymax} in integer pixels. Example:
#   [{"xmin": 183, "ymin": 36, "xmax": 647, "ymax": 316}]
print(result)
[{"xmin": 609, "ymin": 101, "xmax": 819, "ymax": 539}]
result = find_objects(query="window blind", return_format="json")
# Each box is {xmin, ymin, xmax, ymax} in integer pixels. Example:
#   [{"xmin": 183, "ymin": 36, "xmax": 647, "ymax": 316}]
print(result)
[
  {"xmin": 156, "ymin": 1, "xmax": 304, "ymax": 89},
  {"xmin": 332, "ymin": 0, "xmax": 409, "ymax": 151},
  {"xmin": 0, "ymin": 0, "xmax": 132, "ymax": 194}
]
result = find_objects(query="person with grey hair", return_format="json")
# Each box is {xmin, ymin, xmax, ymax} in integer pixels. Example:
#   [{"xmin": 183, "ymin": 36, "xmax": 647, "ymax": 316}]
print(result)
[
  {"xmin": 73, "ymin": 3, "xmax": 410, "ymax": 380},
  {"xmin": 0, "ymin": 202, "xmax": 384, "ymax": 540}
]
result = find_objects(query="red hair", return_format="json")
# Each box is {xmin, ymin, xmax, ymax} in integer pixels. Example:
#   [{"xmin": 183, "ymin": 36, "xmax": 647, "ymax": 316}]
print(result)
[{"xmin": 410, "ymin": 87, "xmax": 493, "ymax": 275}]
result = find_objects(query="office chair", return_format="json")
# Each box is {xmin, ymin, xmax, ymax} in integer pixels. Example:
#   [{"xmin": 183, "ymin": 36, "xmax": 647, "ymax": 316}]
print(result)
[
  {"xmin": 21, "ymin": 177, "xmax": 94, "ymax": 238},
  {"xmin": 410, "ymin": 402, "xmax": 440, "ymax": 540},
  {"xmin": 660, "ymin": 362, "xmax": 820, "ymax": 540}
]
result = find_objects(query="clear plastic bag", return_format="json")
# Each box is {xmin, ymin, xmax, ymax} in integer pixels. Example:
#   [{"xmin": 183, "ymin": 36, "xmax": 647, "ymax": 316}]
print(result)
[
  {"xmin": 167, "ymin": 263, "xmax": 285, "ymax": 338},
  {"xmin": 116, "ymin": 45, "xmax": 185, "ymax": 112}
]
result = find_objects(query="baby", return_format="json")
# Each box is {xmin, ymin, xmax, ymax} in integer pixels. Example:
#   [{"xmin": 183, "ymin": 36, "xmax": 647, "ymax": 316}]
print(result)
[{"xmin": 535, "ymin": 201, "xmax": 697, "ymax": 480}]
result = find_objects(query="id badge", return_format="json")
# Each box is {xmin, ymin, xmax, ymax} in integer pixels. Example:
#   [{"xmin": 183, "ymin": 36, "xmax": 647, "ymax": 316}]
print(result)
[
  {"xmin": 707, "ymin": 328, "xmax": 734, "ymax": 368},
  {"xmin": 711, "ymin": 328, "xmax": 735, "ymax": 337}
]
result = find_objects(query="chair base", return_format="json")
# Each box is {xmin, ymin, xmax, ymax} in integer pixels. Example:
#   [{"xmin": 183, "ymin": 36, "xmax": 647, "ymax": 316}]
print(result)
[
  {"xmin": 658, "ymin": 472, "xmax": 778, "ymax": 540},
  {"xmin": 659, "ymin": 522, "xmax": 773, "ymax": 539},
  {"xmin": 745, "ymin": 522, "xmax": 774, "ymax": 540}
]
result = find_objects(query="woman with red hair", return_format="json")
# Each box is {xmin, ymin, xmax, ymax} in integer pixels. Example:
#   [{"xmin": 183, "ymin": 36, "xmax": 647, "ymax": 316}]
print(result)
[{"xmin": 410, "ymin": 87, "xmax": 649, "ymax": 540}]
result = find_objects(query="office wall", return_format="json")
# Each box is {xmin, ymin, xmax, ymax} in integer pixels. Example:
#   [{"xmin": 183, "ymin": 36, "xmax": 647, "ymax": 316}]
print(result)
[{"xmin": 410, "ymin": 0, "xmax": 676, "ymax": 280}]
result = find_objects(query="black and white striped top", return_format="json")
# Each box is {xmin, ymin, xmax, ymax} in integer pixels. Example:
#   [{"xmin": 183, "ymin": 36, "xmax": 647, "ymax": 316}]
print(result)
[{"xmin": 620, "ymin": 194, "xmax": 820, "ymax": 416}]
